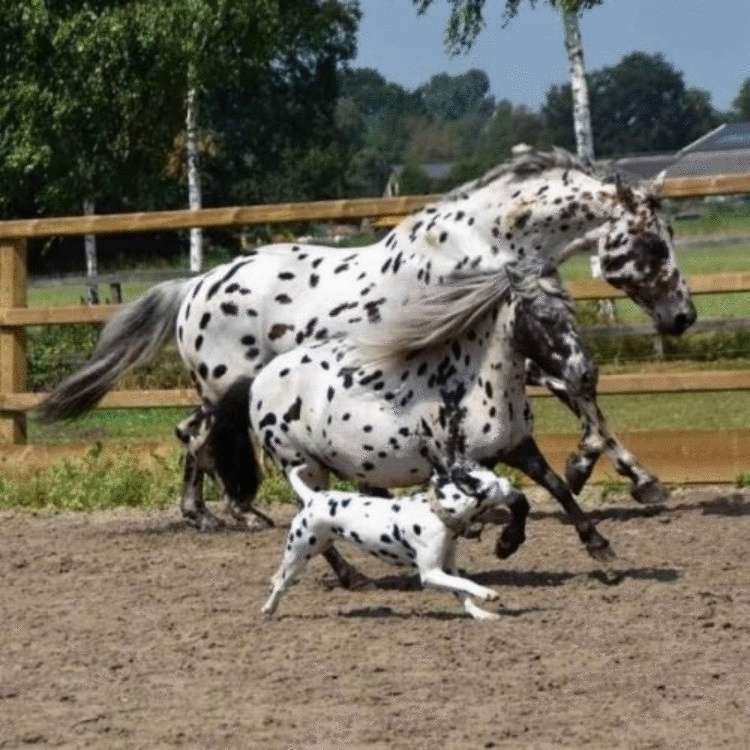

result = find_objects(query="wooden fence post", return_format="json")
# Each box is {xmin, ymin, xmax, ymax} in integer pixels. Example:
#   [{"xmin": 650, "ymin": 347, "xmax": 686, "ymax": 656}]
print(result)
[{"xmin": 0, "ymin": 239, "xmax": 27, "ymax": 444}]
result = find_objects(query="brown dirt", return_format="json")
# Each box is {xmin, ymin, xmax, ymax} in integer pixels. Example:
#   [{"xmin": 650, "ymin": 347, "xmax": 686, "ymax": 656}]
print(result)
[{"xmin": 2, "ymin": 488, "xmax": 749, "ymax": 749}]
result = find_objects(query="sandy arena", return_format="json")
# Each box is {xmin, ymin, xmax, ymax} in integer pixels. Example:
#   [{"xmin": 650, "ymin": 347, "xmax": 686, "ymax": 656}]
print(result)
[{"xmin": 2, "ymin": 488, "xmax": 749, "ymax": 748}]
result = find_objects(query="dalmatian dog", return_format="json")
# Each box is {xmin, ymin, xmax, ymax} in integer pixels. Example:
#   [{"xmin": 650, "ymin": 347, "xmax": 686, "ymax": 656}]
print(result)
[
  {"xmin": 174, "ymin": 378, "xmax": 274, "ymax": 531},
  {"xmin": 262, "ymin": 462, "xmax": 526, "ymax": 620}
]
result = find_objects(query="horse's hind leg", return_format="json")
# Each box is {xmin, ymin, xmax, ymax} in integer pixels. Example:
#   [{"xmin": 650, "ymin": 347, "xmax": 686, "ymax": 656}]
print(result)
[
  {"xmin": 503, "ymin": 436, "xmax": 615, "ymax": 562},
  {"xmin": 210, "ymin": 377, "xmax": 275, "ymax": 530},
  {"xmin": 179, "ymin": 450, "xmax": 222, "ymax": 531}
]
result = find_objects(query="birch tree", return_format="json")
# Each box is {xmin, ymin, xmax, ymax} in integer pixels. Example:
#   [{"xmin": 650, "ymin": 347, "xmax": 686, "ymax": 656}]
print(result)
[
  {"xmin": 413, "ymin": 0, "xmax": 603, "ymax": 162},
  {"xmin": 147, "ymin": 1, "xmax": 280, "ymax": 272}
]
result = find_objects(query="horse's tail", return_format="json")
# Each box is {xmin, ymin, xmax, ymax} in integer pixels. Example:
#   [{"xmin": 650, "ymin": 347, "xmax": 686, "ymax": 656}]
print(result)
[
  {"xmin": 287, "ymin": 465, "xmax": 317, "ymax": 507},
  {"xmin": 37, "ymin": 279, "xmax": 190, "ymax": 422}
]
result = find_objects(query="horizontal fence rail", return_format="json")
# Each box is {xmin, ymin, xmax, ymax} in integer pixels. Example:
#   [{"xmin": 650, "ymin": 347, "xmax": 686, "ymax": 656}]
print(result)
[
  {"xmin": 1, "ymin": 171, "xmax": 749, "ymax": 482},
  {"xmin": 2, "ymin": 370, "xmax": 749, "ymax": 413}
]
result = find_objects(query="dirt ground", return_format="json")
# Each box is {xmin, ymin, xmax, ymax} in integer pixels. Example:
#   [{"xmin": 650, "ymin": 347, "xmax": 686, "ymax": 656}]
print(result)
[{"xmin": 2, "ymin": 487, "xmax": 749, "ymax": 749}]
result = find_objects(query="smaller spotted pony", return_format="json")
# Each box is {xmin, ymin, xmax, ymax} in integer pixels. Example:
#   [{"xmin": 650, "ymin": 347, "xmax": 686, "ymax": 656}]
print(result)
[
  {"xmin": 250, "ymin": 254, "xmax": 614, "ymax": 586},
  {"xmin": 262, "ymin": 458, "xmax": 523, "ymax": 620}
]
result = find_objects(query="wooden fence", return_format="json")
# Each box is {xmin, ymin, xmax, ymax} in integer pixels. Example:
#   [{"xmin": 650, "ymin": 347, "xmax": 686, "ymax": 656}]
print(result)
[{"xmin": 1, "ymin": 173, "xmax": 749, "ymax": 482}]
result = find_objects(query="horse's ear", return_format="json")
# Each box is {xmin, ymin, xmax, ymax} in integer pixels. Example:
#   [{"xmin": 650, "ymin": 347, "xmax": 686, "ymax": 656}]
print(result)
[
  {"xmin": 650, "ymin": 169, "xmax": 666, "ymax": 195},
  {"xmin": 615, "ymin": 173, "xmax": 638, "ymax": 213}
]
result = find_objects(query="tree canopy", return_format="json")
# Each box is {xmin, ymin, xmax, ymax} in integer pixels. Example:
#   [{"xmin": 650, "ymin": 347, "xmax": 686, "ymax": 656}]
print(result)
[{"xmin": 543, "ymin": 52, "xmax": 720, "ymax": 156}]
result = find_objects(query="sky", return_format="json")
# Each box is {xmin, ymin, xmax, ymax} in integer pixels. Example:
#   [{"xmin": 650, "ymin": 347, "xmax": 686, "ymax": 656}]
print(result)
[{"xmin": 354, "ymin": 0, "xmax": 750, "ymax": 113}]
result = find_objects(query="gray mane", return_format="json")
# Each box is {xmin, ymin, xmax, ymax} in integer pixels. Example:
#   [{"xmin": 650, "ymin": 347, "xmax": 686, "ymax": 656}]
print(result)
[
  {"xmin": 444, "ymin": 147, "xmax": 592, "ymax": 201},
  {"xmin": 355, "ymin": 254, "xmax": 570, "ymax": 362}
]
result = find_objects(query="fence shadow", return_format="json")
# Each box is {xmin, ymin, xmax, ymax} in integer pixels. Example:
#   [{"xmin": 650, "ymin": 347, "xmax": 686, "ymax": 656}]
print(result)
[
  {"xmin": 474, "ymin": 566, "xmax": 680, "ymax": 588},
  {"xmin": 698, "ymin": 492, "xmax": 750, "ymax": 517},
  {"xmin": 338, "ymin": 604, "xmax": 544, "ymax": 621}
]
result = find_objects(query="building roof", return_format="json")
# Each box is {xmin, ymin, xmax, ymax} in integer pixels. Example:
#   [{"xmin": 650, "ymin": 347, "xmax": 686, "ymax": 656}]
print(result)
[
  {"xmin": 679, "ymin": 122, "xmax": 750, "ymax": 154},
  {"xmin": 613, "ymin": 153, "xmax": 676, "ymax": 181},
  {"xmin": 612, "ymin": 122, "xmax": 750, "ymax": 181}
]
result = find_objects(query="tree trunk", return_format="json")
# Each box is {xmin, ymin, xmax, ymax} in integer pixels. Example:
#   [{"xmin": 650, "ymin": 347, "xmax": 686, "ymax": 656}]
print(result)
[
  {"xmin": 561, "ymin": 7, "xmax": 595, "ymax": 163},
  {"xmin": 186, "ymin": 79, "xmax": 203, "ymax": 273},
  {"xmin": 83, "ymin": 199, "xmax": 99, "ymax": 305}
]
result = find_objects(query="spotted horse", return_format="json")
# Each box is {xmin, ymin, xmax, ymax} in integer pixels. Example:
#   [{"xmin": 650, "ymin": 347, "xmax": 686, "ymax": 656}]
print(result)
[
  {"xmin": 249, "ymin": 255, "xmax": 616, "ymax": 573},
  {"xmin": 38, "ymin": 148, "xmax": 696, "ymax": 541}
]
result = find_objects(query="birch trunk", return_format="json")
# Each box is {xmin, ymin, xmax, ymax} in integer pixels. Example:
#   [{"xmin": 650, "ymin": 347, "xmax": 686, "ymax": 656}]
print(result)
[
  {"xmin": 186, "ymin": 79, "xmax": 203, "ymax": 273},
  {"xmin": 561, "ymin": 7, "xmax": 595, "ymax": 163},
  {"xmin": 83, "ymin": 199, "xmax": 99, "ymax": 304}
]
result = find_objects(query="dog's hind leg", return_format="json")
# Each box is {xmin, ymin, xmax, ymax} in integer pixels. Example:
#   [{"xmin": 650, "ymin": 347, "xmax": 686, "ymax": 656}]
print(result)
[
  {"xmin": 443, "ymin": 543, "xmax": 500, "ymax": 621},
  {"xmin": 288, "ymin": 461, "xmax": 372, "ymax": 591}
]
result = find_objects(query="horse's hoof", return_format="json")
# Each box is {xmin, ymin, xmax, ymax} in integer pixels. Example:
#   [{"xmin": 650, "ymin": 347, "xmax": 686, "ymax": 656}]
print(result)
[
  {"xmin": 632, "ymin": 480, "xmax": 670, "ymax": 505},
  {"xmin": 242, "ymin": 514, "xmax": 275, "ymax": 532},
  {"xmin": 587, "ymin": 540, "xmax": 616, "ymax": 563},
  {"xmin": 341, "ymin": 571, "xmax": 375, "ymax": 591},
  {"xmin": 494, "ymin": 526, "xmax": 526, "ymax": 559},
  {"xmin": 198, "ymin": 514, "xmax": 224, "ymax": 532}
]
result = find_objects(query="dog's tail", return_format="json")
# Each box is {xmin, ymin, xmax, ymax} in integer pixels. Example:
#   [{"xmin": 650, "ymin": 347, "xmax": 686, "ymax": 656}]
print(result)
[
  {"xmin": 287, "ymin": 465, "xmax": 318, "ymax": 507},
  {"xmin": 37, "ymin": 279, "xmax": 190, "ymax": 422}
]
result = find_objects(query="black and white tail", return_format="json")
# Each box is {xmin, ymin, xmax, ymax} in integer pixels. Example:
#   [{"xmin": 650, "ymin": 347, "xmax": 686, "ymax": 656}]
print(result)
[{"xmin": 37, "ymin": 279, "xmax": 189, "ymax": 422}]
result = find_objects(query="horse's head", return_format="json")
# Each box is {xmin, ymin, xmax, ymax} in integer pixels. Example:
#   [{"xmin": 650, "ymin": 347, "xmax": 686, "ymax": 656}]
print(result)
[{"xmin": 598, "ymin": 175, "xmax": 696, "ymax": 336}]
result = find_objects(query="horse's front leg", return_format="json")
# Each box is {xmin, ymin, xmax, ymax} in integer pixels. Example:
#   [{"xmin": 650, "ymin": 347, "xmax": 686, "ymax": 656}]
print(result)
[
  {"xmin": 502, "ymin": 436, "xmax": 614, "ymax": 562},
  {"xmin": 576, "ymin": 400, "xmax": 669, "ymax": 505},
  {"xmin": 526, "ymin": 361, "xmax": 604, "ymax": 496}
]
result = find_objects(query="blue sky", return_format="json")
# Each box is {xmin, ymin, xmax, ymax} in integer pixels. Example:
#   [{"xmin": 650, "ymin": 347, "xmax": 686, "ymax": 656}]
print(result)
[{"xmin": 354, "ymin": 0, "xmax": 750, "ymax": 112}]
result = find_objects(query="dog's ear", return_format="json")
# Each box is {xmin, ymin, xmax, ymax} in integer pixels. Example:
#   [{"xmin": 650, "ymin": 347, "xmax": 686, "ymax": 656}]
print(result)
[{"xmin": 450, "ymin": 465, "xmax": 481, "ymax": 495}]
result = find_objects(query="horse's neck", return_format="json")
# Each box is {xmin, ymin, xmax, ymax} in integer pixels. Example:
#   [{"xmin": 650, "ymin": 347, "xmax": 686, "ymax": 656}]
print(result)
[{"xmin": 463, "ymin": 170, "xmax": 618, "ymax": 269}]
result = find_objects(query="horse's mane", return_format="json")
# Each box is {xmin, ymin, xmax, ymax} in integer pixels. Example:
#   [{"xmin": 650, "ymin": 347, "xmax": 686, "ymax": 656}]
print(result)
[
  {"xmin": 444, "ymin": 147, "xmax": 592, "ymax": 202},
  {"xmin": 355, "ymin": 254, "xmax": 570, "ymax": 362}
]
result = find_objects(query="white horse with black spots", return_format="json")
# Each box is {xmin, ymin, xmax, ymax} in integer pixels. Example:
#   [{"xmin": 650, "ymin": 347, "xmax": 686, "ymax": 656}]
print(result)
[{"xmin": 39, "ymin": 149, "xmax": 695, "ymax": 549}]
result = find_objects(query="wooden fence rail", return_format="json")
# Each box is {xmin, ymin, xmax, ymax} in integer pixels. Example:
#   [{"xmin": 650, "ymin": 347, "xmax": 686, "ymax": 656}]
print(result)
[{"xmin": 1, "ymin": 172, "xmax": 749, "ymax": 482}]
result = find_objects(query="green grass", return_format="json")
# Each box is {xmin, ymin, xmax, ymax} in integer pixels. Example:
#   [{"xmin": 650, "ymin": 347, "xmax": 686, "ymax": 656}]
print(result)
[{"xmin": 673, "ymin": 209, "xmax": 750, "ymax": 238}]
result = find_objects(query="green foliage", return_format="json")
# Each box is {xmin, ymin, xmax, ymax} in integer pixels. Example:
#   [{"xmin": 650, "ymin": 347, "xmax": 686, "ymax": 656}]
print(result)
[
  {"xmin": 416, "ymin": 69, "xmax": 494, "ymax": 121},
  {"xmin": 397, "ymin": 161, "xmax": 434, "ymax": 195},
  {"xmin": 0, "ymin": 445, "xmax": 183, "ymax": 511},
  {"xmin": 599, "ymin": 478, "xmax": 628, "ymax": 502},
  {"xmin": 27, "ymin": 324, "xmax": 99, "ymax": 392},
  {"xmin": 414, "ymin": 0, "xmax": 603, "ymax": 54},
  {"xmin": 0, "ymin": 1, "xmax": 360, "ymax": 225},
  {"xmin": 543, "ymin": 52, "xmax": 720, "ymax": 155},
  {"xmin": 736, "ymin": 472, "xmax": 750, "ymax": 489},
  {"xmin": 732, "ymin": 78, "xmax": 750, "ymax": 122}
]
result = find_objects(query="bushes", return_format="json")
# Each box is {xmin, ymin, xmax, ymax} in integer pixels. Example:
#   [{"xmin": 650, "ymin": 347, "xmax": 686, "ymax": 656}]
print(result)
[
  {"xmin": 27, "ymin": 324, "xmax": 191, "ymax": 392},
  {"xmin": 0, "ymin": 445, "xmax": 181, "ymax": 511}
]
